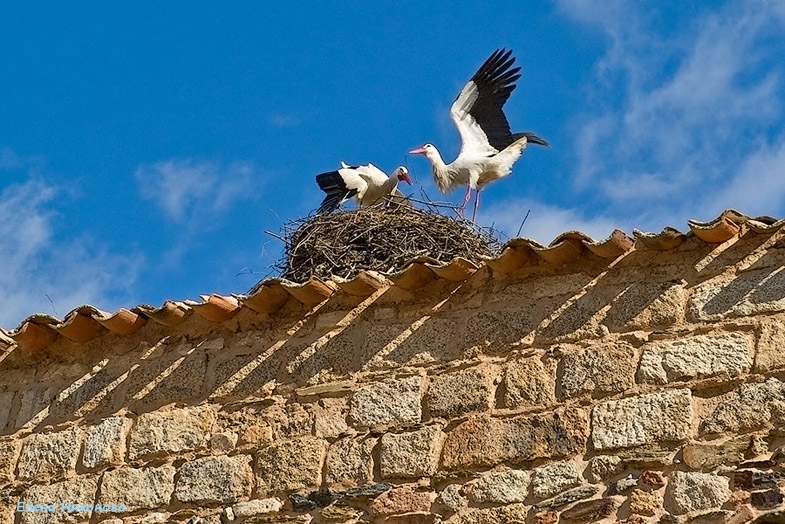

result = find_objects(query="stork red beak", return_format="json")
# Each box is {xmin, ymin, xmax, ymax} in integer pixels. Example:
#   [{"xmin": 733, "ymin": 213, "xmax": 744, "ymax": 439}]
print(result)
[
  {"xmin": 409, "ymin": 147, "xmax": 427, "ymax": 155},
  {"xmin": 401, "ymin": 172, "xmax": 412, "ymax": 185}
]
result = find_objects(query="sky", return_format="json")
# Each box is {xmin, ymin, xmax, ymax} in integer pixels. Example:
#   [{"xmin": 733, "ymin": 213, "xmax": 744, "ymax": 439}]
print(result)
[{"xmin": 2, "ymin": 1, "xmax": 785, "ymax": 328}]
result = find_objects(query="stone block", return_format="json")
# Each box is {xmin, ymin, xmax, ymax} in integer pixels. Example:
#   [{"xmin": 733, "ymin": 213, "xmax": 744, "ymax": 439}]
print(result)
[
  {"xmin": 17, "ymin": 428, "xmax": 81, "ymax": 481},
  {"xmin": 124, "ymin": 347, "xmax": 207, "ymax": 407},
  {"xmin": 586, "ymin": 455, "xmax": 623, "ymax": 483},
  {"xmin": 16, "ymin": 388, "xmax": 52, "ymax": 427},
  {"xmin": 532, "ymin": 485, "xmax": 600, "ymax": 512},
  {"xmin": 702, "ymin": 378, "xmax": 785, "ymax": 435},
  {"xmin": 560, "ymin": 497, "xmax": 616, "ymax": 522},
  {"xmin": 232, "ymin": 498, "xmax": 283, "ymax": 518},
  {"xmin": 604, "ymin": 280, "xmax": 685, "ymax": 331},
  {"xmin": 666, "ymin": 471, "xmax": 730, "ymax": 515},
  {"xmin": 443, "ymin": 503, "xmax": 528, "ymax": 524},
  {"xmin": 128, "ymin": 406, "xmax": 216, "ymax": 460},
  {"xmin": 256, "ymin": 437, "xmax": 327, "ymax": 495},
  {"xmin": 0, "ymin": 391, "xmax": 13, "ymax": 431},
  {"xmin": 369, "ymin": 487, "xmax": 435, "ymax": 516},
  {"xmin": 82, "ymin": 417, "xmax": 130, "ymax": 469},
  {"xmin": 350, "ymin": 376, "xmax": 422, "ymax": 428},
  {"xmin": 591, "ymin": 389, "xmax": 692, "ymax": 450},
  {"xmin": 689, "ymin": 268, "xmax": 785, "ymax": 321},
  {"xmin": 325, "ymin": 435, "xmax": 376, "ymax": 488},
  {"xmin": 755, "ymin": 316, "xmax": 785, "ymax": 372},
  {"xmin": 98, "ymin": 465, "xmax": 175, "ymax": 511},
  {"xmin": 560, "ymin": 342, "xmax": 636, "ymax": 398},
  {"xmin": 637, "ymin": 333, "xmax": 752, "ymax": 384},
  {"xmin": 682, "ymin": 436, "xmax": 750, "ymax": 469},
  {"xmin": 629, "ymin": 488, "xmax": 660, "ymax": 516},
  {"xmin": 20, "ymin": 476, "xmax": 99, "ymax": 524},
  {"xmin": 0, "ymin": 438, "xmax": 20, "ymax": 485},
  {"xmin": 463, "ymin": 308, "xmax": 535, "ymax": 350},
  {"xmin": 174, "ymin": 454, "xmax": 253, "ymax": 504},
  {"xmin": 442, "ymin": 408, "xmax": 588, "ymax": 470},
  {"xmin": 437, "ymin": 484, "xmax": 468, "ymax": 512},
  {"xmin": 210, "ymin": 431, "xmax": 238, "ymax": 453},
  {"xmin": 311, "ymin": 397, "xmax": 350, "ymax": 439},
  {"xmin": 426, "ymin": 366, "xmax": 494, "ymax": 418},
  {"xmin": 380, "ymin": 425, "xmax": 443, "ymax": 479},
  {"xmin": 532, "ymin": 460, "xmax": 582, "ymax": 499},
  {"xmin": 467, "ymin": 469, "xmax": 530, "ymax": 504},
  {"xmin": 503, "ymin": 355, "xmax": 556, "ymax": 409}
]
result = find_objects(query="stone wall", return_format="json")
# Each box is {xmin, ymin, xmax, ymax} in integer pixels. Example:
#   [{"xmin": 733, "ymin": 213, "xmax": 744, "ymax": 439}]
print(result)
[{"xmin": 2, "ymin": 233, "xmax": 785, "ymax": 523}]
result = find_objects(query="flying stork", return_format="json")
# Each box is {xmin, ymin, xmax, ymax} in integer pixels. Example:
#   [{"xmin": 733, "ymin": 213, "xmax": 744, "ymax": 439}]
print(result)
[
  {"xmin": 409, "ymin": 48, "xmax": 548, "ymax": 221},
  {"xmin": 315, "ymin": 162, "xmax": 412, "ymax": 215}
]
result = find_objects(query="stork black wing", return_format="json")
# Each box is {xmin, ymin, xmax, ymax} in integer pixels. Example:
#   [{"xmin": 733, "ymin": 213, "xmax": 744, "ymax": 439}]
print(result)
[
  {"xmin": 467, "ymin": 48, "xmax": 521, "ymax": 152},
  {"xmin": 315, "ymin": 171, "xmax": 358, "ymax": 214}
]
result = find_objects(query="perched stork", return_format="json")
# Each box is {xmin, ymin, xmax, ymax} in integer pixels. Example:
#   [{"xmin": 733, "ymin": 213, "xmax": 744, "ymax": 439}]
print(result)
[
  {"xmin": 315, "ymin": 162, "xmax": 412, "ymax": 214},
  {"xmin": 409, "ymin": 48, "xmax": 548, "ymax": 221}
]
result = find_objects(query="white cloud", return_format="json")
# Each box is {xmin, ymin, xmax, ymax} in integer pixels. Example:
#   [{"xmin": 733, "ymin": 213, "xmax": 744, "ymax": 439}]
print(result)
[
  {"xmin": 0, "ymin": 177, "xmax": 142, "ymax": 329},
  {"xmin": 135, "ymin": 159, "xmax": 260, "ymax": 223}
]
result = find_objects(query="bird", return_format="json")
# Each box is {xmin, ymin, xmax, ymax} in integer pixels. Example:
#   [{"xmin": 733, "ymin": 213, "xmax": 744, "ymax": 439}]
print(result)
[
  {"xmin": 315, "ymin": 162, "xmax": 413, "ymax": 214},
  {"xmin": 409, "ymin": 48, "xmax": 548, "ymax": 221}
]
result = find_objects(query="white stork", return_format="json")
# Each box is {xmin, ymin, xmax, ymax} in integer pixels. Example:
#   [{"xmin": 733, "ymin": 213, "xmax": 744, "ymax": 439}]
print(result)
[
  {"xmin": 315, "ymin": 162, "xmax": 412, "ymax": 214},
  {"xmin": 409, "ymin": 48, "xmax": 548, "ymax": 221}
]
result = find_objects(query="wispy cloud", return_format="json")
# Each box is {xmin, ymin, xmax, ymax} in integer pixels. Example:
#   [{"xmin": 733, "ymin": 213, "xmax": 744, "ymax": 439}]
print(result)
[
  {"xmin": 135, "ymin": 159, "xmax": 261, "ymax": 223},
  {"xmin": 0, "ymin": 176, "xmax": 142, "ymax": 328}
]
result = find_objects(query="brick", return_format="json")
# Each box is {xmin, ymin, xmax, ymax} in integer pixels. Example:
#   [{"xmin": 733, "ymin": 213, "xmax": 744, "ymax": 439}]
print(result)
[
  {"xmin": 426, "ymin": 366, "xmax": 494, "ymax": 418},
  {"xmin": 256, "ymin": 437, "xmax": 326, "ymax": 495},
  {"xmin": 468, "ymin": 469, "xmax": 530, "ymax": 504},
  {"xmin": 503, "ymin": 355, "xmax": 556, "ymax": 409},
  {"xmin": 0, "ymin": 438, "xmax": 20, "ymax": 485},
  {"xmin": 442, "ymin": 408, "xmax": 588, "ymax": 470},
  {"xmin": 17, "ymin": 428, "xmax": 81, "ymax": 481},
  {"xmin": 604, "ymin": 280, "xmax": 685, "ymax": 331},
  {"xmin": 350, "ymin": 376, "xmax": 422, "ymax": 428},
  {"xmin": 591, "ymin": 389, "xmax": 692, "ymax": 450},
  {"xmin": 128, "ymin": 406, "xmax": 216, "ymax": 460},
  {"xmin": 689, "ymin": 268, "xmax": 785, "ymax": 321},
  {"xmin": 380, "ymin": 425, "xmax": 443, "ymax": 479},
  {"xmin": 98, "ymin": 465, "xmax": 175, "ymax": 511},
  {"xmin": 637, "ymin": 333, "xmax": 752, "ymax": 384},
  {"xmin": 82, "ymin": 417, "xmax": 130, "ymax": 469},
  {"xmin": 20, "ymin": 476, "xmax": 99, "ymax": 524},
  {"xmin": 325, "ymin": 435, "xmax": 376, "ymax": 488},
  {"xmin": 561, "ymin": 342, "xmax": 636, "ymax": 398},
  {"xmin": 369, "ymin": 487, "xmax": 435, "ymax": 516},
  {"xmin": 666, "ymin": 471, "xmax": 730, "ymax": 515},
  {"xmin": 532, "ymin": 460, "xmax": 582, "ymax": 499},
  {"xmin": 174, "ymin": 454, "xmax": 253, "ymax": 504},
  {"xmin": 702, "ymin": 378, "xmax": 785, "ymax": 435},
  {"xmin": 755, "ymin": 316, "xmax": 785, "ymax": 372}
]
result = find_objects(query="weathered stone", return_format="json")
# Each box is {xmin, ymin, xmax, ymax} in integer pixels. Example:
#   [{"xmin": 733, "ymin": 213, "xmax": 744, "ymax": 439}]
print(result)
[
  {"xmin": 533, "ymin": 485, "xmax": 600, "ymax": 512},
  {"xmin": 325, "ymin": 436, "xmax": 376, "ymax": 488},
  {"xmin": 175, "ymin": 454, "xmax": 253, "ymax": 504},
  {"xmin": 751, "ymin": 490, "xmax": 784, "ymax": 508},
  {"xmin": 586, "ymin": 455, "xmax": 623, "ymax": 483},
  {"xmin": 17, "ymin": 428, "xmax": 81, "ymax": 480},
  {"xmin": 369, "ymin": 487, "xmax": 435, "ymax": 516},
  {"xmin": 244, "ymin": 515, "xmax": 312, "ymax": 524},
  {"xmin": 210, "ymin": 431, "xmax": 238, "ymax": 453},
  {"xmin": 350, "ymin": 376, "xmax": 422, "ymax": 428},
  {"xmin": 0, "ymin": 439, "xmax": 20, "ymax": 485},
  {"xmin": 128, "ymin": 406, "xmax": 216, "ymax": 460},
  {"xmin": 591, "ymin": 389, "xmax": 692, "ymax": 450},
  {"xmin": 139, "ymin": 514, "xmax": 169, "ymax": 524},
  {"xmin": 534, "ymin": 511, "xmax": 559, "ymax": 524},
  {"xmin": 319, "ymin": 504, "xmax": 361, "ymax": 522},
  {"xmin": 755, "ymin": 316, "xmax": 785, "ymax": 372},
  {"xmin": 256, "ymin": 437, "xmax": 327, "ymax": 495},
  {"xmin": 604, "ymin": 280, "xmax": 685, "ymax": 330},
  {"xmin": 638, "ymin": 333, "xmax": 752, "ymax": 384},
  {"xmin": 620, "ymin": 449, "xmax": 674, "ymax": 468},
  {"xmin": 615, "ymin": 475, "xmax": 639, "ymax": 493},
  {"xmin": 380, "ymin": 425, "xmax": 443, "ymax": 479},
  {"xmin": 682, "ymin": 436, "xmax": 750, "ymax": 469},
  {"xmin": 630, "ymin": 489, "xmax": 660, "ymax": 516},
  {"xmin": 561, "ymin": 342, "xmax": 636, "ymax": 398},
  {"xmin": 444, "ymin": 503, "xmax": 528, "ymax": 524},
  {"xmin": 667, "ymin": 471, "xmax": 730, "ymax": 515},
  {"xmin": 641, "ymin": 470, "xmax": 666, "ymax": 487},
  {"xmin": 426, "ymin": 366, "xmax": 494, "ymax": 418},
  {"xmin": 16, "ymin": 388, "xmax": 52, "ymax": 427},
  {"xmin": 124, "ymin": 345, "xmax": 207, "ymax": 407},
  {"xmin": 734, "ymin": 471, "xmax": 785, "ymax": 489},
  {"xmin": 503, "ymin": 355, "xmax": 556, "ymax": 408},
  {"xmin": 532, "ymin": 460, "xmax": 582, "ymax": 499},
  {"xmin": 98, "ymin": 465, "xmax": 176, "ymax": 511},
  {"xmin": 311, "ymin": 397, "xmax": 350, "ymax": 439},
  {"xmin": 0, "ymin": 392, "xmax": 13, "ymax": 431},
  {"xmin": 689, "ymin": 268, "xmax": 785, "ymax": 321},
  {"xmin": 232, "ymin": 498, "xmax": 284, "ymax": 518},
  {"xmin": 703, "ymin": 378, "xmax": 785, "ymax": 435},
  {"xmin": 83, "ymin": 417, "xmax": 130, "ymax": 469},
  {"xmin": 442, "ymin": 408, "xmax": 588, "ymax": 470},
  {"xmin": 560, "ymin": 497, "xmax": 616, "ymax": 522},
  {"xmin": 437, "ymin": 484, "xmax": 468, "ymax": 512},
  {"xmin": 468, "ymin": 469, "xmax": 530, "ymax": 504},
  {"xmin": 290, "ymin": 493, "xmax": 317, "ymax": 512},
  {"xmin": 20, "ymin": 477, "xmax": 99, "ymax": 524},
  {"xmin": 727, "ymin": 505, "xmax": 755, "ymax": 524},
  {"xmin": 343, "ymin": 482, "xmax": 392, "ymax": 499}
]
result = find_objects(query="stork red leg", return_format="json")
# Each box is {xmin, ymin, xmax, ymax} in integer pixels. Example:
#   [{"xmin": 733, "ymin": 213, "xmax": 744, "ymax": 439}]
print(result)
[
  {"xmin": 472, "ymin": 189, "xmax": 481, "ymax": 222},
  {"xmin": 459, "ymin": 185, "xmax": 472, "ymax": 216}
]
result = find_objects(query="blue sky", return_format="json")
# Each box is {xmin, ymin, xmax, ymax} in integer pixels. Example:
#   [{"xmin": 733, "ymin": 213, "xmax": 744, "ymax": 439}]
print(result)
[{"xmin": 2, "ymin": 1, "xmax": 785, "ymax": 327}]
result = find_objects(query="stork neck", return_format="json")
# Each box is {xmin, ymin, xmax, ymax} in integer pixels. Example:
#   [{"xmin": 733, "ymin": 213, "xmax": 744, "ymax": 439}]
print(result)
[{"xmin": 427, "ymin": 148, "xmax": 454, "ymax": 193}]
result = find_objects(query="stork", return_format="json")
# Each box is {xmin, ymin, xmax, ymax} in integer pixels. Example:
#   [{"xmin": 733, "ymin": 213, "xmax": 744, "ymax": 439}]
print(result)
[
  {"xmin": 409, "ymin": 48, "xmax": 548, "ymax": 221},
  {"xmin": 315, "ymin": 162, "xmax": 412, "ymax": 214}
]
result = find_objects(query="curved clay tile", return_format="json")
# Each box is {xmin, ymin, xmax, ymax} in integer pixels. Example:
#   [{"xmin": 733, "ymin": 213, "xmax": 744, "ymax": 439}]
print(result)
[
  {"xmin": 633, "ymin": 227, "xmax": 687, "ymax": 251},
  {"xmin": 189, "ymin": 294, "xmax": 241, "ymax": 322},
  {"xmin": 531, "ymin": 232, "xmax": 590, "ymax": 265},
  {"xmin": 56, "ymin": 306, "xmax": 104, "ymax": 343},
  {"xmin": 95, "ymin": 307, "xmax": 147, "ymax": 335},
  {"xmin": 688, "ymin": 215, "xmax": 741, "ymax": 243},
  {"xmin": 426, "ymin": 257, "xmax": 479, "ymax": 281},
  {"xmin": 583, "ymin": 229, "xmax": 634, "ymax": 259},
  {"xmin": 134, "ymin": 301, "xmax": 193, "ymax": 326},
  {"xmin": 480, "ymin": 238, "xmax": 538, "ymax": 274},
  {"xmin": 387, "ymin": 262, "xmax": 437, "ymax": 290},
  {"xmin": 11, "ymin": 321, "xmax": 58, "ymax": 352},
  {"xmin": 278, "ymin": 277, "xmax": 336, "ymax": 306},
  {"xmin": 747, "ymin": 216, "xmax": 785, "ymax": 234},
  {"xmin": 332, "ymin": 271, "xmax": 390, "ymax": 297},
  {"xmin": 239, "ymin": 281, "xmax": 291, "ymax": 313}
]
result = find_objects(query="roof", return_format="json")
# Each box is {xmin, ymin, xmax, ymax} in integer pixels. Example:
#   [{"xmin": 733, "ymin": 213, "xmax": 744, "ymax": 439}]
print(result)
[{"xmin": 2, "ymin": 209, "xmax": 783, "ymax": 353}]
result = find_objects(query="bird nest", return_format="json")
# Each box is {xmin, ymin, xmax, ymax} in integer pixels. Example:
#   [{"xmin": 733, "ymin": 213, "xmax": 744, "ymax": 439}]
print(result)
[{"xmin": 274, "ymin": 203, "xmax": 501, "ymax": 282}]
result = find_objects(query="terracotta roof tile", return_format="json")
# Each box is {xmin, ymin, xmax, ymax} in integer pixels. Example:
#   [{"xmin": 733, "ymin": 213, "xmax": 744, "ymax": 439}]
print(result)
[{"xmin": 633, "ymin": 227, "xmax": 687, "ymax": 251}]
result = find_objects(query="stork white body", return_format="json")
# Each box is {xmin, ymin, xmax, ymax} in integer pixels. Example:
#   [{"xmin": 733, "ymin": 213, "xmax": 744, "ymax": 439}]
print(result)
[
  {"xmin": 315, "ymin": 163, "xmax": 412, "ymax": 214},
  {"xmin": 410, "ymin": 48, "xmax": 548, "ymax": 221}
]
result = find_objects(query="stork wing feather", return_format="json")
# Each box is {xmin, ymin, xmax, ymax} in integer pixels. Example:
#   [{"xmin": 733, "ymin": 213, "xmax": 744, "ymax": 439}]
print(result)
[
  {"xmin": 450, "ymin": 48, "xmax": 521, "ymax": 157},
  {"xmin": 315, "ymin": 168, "xmax": 367, "ymax": 214}
]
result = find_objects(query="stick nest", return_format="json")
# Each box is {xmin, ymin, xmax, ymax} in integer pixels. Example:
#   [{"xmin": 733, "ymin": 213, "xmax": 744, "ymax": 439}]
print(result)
[{"xmin": 275, "ymin": 203, "xmax": 501, "ymax": 282}]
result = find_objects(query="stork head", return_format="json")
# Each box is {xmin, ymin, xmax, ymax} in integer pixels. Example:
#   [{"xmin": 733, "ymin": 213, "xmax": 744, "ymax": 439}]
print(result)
[
  {"xmin": 408, "ymin": 143, "xmax": 437, "ymax": 159},
  {"xmin": 395, "ymin": 166, "xmax": 412, "ymax": 185}
]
